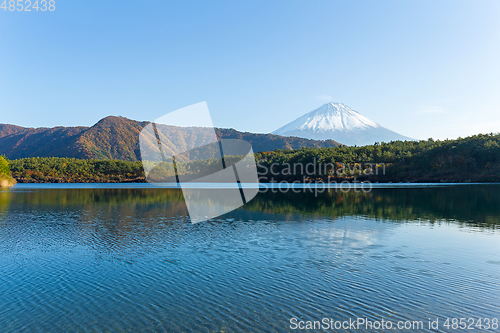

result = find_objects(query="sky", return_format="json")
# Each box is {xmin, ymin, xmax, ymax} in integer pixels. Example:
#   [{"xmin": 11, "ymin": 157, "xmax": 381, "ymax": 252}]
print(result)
[{"xmin": 1, "ymin": 0, "xmax": 500, "ymax": 140}]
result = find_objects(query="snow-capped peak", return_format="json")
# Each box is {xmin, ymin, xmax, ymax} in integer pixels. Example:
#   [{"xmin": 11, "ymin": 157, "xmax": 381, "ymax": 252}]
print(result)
[
  {"xmin": 273, "ymin": 103, "xmax": 413, "ymax": 146},
  {"xmin": 277, "ymin": 103, "xmax": 379, "ymax": 134}
]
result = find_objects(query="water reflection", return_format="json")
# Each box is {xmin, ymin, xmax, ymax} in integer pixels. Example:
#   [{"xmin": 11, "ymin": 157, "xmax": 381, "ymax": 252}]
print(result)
[
  {"xmin": 244, "ymin": 185, "xmax": 500, "ymax": 227},
  {"xmin": 2, "ymin": 185, "xmax": 499, "ymax": 226},
  {"xmin": 0, "ymin": 185, "xmax": 499, "ymax": 332}
]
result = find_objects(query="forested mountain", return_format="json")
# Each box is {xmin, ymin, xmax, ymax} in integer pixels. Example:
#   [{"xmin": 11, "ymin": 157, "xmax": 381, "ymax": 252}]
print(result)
[
  {"xmin": 8, "ymin": 133, "xmax": 500, "ymax": 184},
  {"xmin": 0, "ymin": 116, "xmax": 342, "ymax": 161},
  {"xmin": 256, "ymin": 133, "xmax": 500, "ymax": 183}
]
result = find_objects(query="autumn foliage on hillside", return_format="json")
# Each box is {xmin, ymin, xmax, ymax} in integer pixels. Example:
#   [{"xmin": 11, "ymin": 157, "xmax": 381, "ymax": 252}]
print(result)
[
  {"xmin": 7, "ymin": 133, "xmax": 500, "ymax": 184},
  {"xmin": 0, "ymin": 116, "xmax": 342, "ymax": 161},
  {"xmin": 11, "ymin": 158, "xmax": 145, "ymax": 183}
]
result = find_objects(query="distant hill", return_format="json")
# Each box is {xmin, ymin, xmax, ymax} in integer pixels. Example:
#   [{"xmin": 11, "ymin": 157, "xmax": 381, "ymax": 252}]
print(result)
[
  {"xmin": 0, "ymin": 116, "xmax": 342, "ymax": 161},
  {"xmin": 273, "ymin": 103, "xmax": 413, "ymax": 146}
]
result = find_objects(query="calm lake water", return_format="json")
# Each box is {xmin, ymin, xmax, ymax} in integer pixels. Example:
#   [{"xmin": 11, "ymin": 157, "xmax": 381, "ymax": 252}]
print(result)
[{"xmin": 0, "ymin": 184, "xmax": 499, "ymax": 332}]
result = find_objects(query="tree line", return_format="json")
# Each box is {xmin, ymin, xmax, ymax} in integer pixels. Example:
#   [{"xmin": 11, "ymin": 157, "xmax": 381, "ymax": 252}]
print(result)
[
  {"xmin": 10, "ymin": 157, "xmax": 145, "ymax": 183},
  {"xmin": 255, "ymin": 133, "xmax": 500, "ymax": 183},
  {"xmin": 4, "ymin": 133, "xmax": 500, "ymax": 183}
]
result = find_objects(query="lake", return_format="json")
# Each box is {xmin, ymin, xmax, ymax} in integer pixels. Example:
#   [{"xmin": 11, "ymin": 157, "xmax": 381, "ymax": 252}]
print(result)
[{"xmin": 0, "ymin": 184, "xmax": 499, "ymax": 332}]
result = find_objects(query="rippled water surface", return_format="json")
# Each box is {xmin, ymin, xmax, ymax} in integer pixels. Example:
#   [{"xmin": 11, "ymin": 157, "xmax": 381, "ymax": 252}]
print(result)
[{"xmin": 0, "ymin": 185, "xmax": 499, "ymax": 332}]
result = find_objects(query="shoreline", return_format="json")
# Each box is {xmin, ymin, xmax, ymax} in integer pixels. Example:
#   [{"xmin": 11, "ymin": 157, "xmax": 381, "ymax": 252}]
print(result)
[
  {"xmin": 11, "ymin": 177, "xmax": 500, "ymax": 185},
  {"xmin": 8, "ymin": 181, "xmax": 500, "ymax": 186}
]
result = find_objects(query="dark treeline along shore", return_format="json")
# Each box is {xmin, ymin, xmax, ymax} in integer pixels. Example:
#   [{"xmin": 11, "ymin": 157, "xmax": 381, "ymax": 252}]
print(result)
[
  {"xmin": 256, "ymin": 132, "xmax": 500, "ymax": 183},
  {"xmin": 10, "ymin": 158, "xmax": 145, "ymax": 183},
  {"xmin": 1, "ymin": 186, "xmax": 498, "ymax": 228},
  {"xmin": 3, "ymin": 132, "xmax": 500, "ymax": 184}
]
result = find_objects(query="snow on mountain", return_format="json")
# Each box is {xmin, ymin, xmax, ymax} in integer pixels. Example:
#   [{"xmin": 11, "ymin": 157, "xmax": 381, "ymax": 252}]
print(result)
[{"xmin": 273, "ymin": 103, "xmax": 413, "ymax": 146}]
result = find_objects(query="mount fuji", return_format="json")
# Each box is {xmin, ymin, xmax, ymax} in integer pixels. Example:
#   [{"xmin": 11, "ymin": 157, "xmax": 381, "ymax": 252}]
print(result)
[{"xmin": 272, "ymin": 103, "xmax": 413, "ymax": 146}]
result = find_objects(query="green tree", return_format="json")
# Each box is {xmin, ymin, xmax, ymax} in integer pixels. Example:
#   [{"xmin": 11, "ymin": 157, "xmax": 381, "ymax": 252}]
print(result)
[
  {"xmin": 0, "ymin": 155, "xmax": 16, "ymax": 187},
  {"xmin": 0, "ymin": 155, "xmax": 9, "ymax": 177}
]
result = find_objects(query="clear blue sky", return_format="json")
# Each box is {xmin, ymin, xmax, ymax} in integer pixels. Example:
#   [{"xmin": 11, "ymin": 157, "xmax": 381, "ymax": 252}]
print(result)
[{"xmin": 1, "ymin": 0, "xmax": 499, "ymax": 140}]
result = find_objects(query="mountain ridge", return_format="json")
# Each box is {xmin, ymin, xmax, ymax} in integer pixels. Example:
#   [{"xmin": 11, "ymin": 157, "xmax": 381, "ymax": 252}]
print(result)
[{"xmin": 0, "ymin": 116, "xmax": 342, "ymax": 161}]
